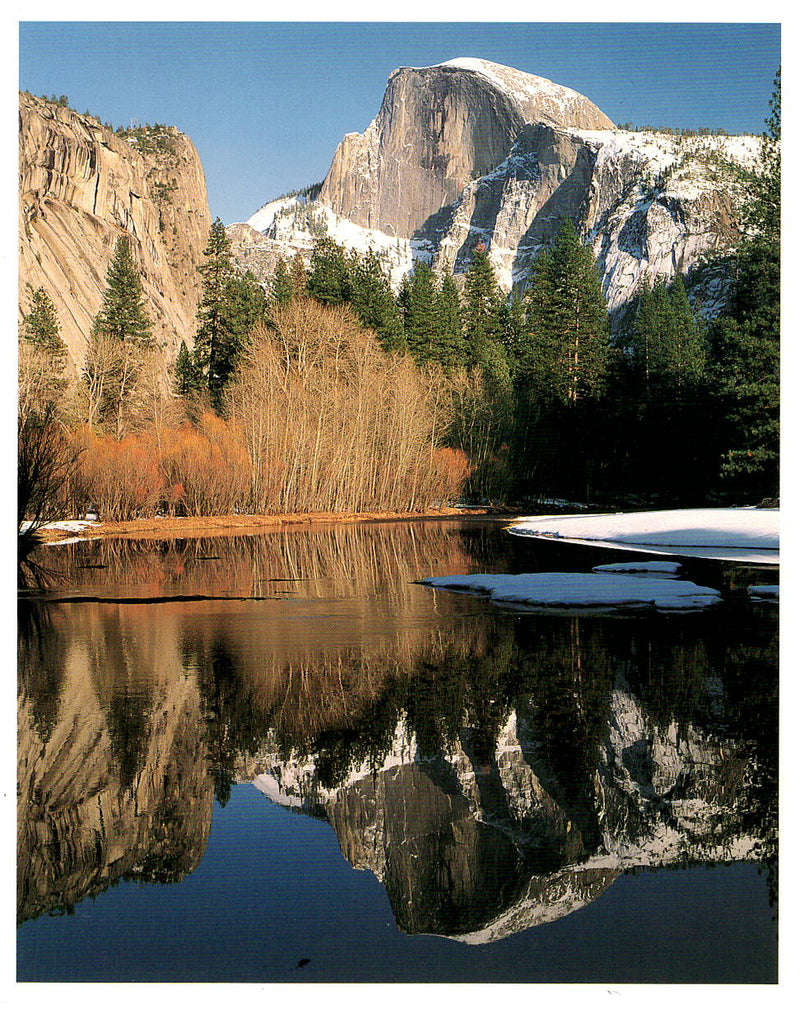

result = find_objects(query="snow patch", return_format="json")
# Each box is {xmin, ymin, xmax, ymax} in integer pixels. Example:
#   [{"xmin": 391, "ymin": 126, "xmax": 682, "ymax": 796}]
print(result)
[
  {"xmin": 509, "ymin": 508, "xmax": 779, "ymax": 564},
  {"xmin": 431, "ymin": 59, "xmax": 600, "ymax": 122},
  {"xmin": 422, "ymin": 572, "xmax": 721, "ymax": 611},
  {"xmin": 20, "ymin": 519, "xmax": 100, "ymax": 534},
  {"xmin": 747, "ymin": 584, "xmax": 779, "ymax": 601}
]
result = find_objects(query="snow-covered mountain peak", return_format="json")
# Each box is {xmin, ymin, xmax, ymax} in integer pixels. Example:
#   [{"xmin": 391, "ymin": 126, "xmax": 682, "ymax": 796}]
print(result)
[{"xmin": 432, "ymin": 58, "xmax": 609, "ymax": 125}]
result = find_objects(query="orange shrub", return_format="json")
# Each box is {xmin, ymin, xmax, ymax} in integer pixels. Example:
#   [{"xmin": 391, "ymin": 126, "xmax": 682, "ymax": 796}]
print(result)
[
  {"xmin": 159, "ymin": 412, "xmax": 251, "ymax": 516},
  {"xmin": 73, "ymin": 429, "xmax": 165, "ymax": 521}
]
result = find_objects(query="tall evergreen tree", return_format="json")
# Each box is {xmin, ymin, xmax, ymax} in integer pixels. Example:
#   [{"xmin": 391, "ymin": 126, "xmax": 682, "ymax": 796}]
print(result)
[
  {"xmin": 20, "ymin": 286, "xmax": 68, "ymax": 411},
  {"xmin": 86, "ymin": 236, "xmax": 152, "ymax": 435},
  {"xmin": 22, "ymin": 286, "xmax": 65, "ymax": 358},
  {"xmin": 456, "ymin": 245, "xmax": 515, "ymax": 500},
  {"xmin": 709, "ymin": 69, "xmax": 780, "ymax": 500},
  {"xmin": 218, "ymin": 269, "xmax": 267, "ymax": 380},
  {"xmin": 174, "ymin": 340, "xmax": 202, "ymax": 397},
  {"xmin": 404, "ymin": 262, "xmax": 440, "ymax": 363},
  {"xmin": 195, "ymin": 218, "xmax": 235, "ymax": 399},
  {"xmin": 515, "ymin": 218, "xmax": 610, "ymax": 499},
  {"xmin": 504, "ymin": 289, "xmax": 528, "ymax": 365},
  {"xmin": 271, "ymin": 257, "xmax": 294, "ymax": 305},
  {"xmin": 631, "ymin": 277, "xmax": 705, "ymax": 400},
  {"xmin": 463, "ymin": 242, "xmax": 507, "ymax": 371},
  {"xmin": 625, "ymin": 275, "xmax": 708, "ymax": 501},
  {"xmin": 289, "ymin": 252, "xmax": 308, "ymax": 298},
  {"xmin": 523, "ymin": 218, "xmax": 609, "ymax": 406},
  {"xmin": 195, "ymin": 220, "xmax": 266, "ymax": 403},
  {"xmin": 667, "ymin": 277, "xmax": 706, "ymax": 396},
  {"xmin": 349, "ymin": 250, "xmax": 405, "ymax": 352},
  {"xmin": 433, "ymin": 274, "xmax": 466, "ymax": 370},
  {"xmin": 92, "ymin": 237, "xmax": 152, "ymax": 345},
  {"xmin": 306, "ymin": 237, "xmax": 351, "ymax": 305}
]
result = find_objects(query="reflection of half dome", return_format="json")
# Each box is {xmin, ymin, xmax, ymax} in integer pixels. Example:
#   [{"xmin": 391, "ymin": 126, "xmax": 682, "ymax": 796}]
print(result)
[
  {"xmin": 440, "ymin": 865, "xmax": 619, "ymax": 944},
  {"xmin": 327, "ymin": 761, "xmax": 530, "ymax": 937}
]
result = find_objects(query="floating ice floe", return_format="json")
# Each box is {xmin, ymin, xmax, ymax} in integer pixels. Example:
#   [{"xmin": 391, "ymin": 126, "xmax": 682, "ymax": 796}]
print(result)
[
  {"xmin": 747, "ymin": 584, "xmax": 780, "ymax": 602},
  {"xmin": 592, "ymin": 561, "xmax": 683, "ymax": 577},
  {"xmin": 509, "ymin": 508, "xmax": 779, "ymax": 564},
  {"xmin": 422, "ymin": 572, "xmax": 721, "ymax": 612}
]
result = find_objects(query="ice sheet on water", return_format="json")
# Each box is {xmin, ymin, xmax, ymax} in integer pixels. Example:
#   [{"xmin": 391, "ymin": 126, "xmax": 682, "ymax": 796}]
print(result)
[
  {"xmin": 422, "ymin": 572, "xmax": 721, "ymax": 611},
  {"xmin": 592, "ymin": 561, "xmax": 683, "ymax": 577}
]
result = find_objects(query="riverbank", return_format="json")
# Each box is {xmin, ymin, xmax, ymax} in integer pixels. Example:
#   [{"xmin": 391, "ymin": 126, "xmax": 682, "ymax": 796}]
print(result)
[{"xmin": 31, "ymin": 506, "xmax": 513, "ymax": 543}]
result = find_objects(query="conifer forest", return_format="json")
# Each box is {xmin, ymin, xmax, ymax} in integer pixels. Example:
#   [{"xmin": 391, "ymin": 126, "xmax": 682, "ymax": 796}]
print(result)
[{"xmin": 18, "ymin": 72, "xmax": 780, "ymax": 529}]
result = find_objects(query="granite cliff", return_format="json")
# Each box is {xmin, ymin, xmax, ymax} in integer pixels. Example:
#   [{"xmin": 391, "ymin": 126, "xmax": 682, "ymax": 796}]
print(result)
[
  {"xmin": 319, "ymin": 58, "xmax": 615, "ymax": 238},
  {"xmin": 239, "ymin": 58, "xmax": 758, "ymax": 321},
  {"xmin": 19, "ymin": 93, "xmax": 212, "ymax": 364}
]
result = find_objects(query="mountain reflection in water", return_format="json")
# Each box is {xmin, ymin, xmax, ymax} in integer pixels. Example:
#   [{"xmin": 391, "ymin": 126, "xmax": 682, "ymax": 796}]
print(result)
[{"xmin": 18, "ymin": 521, "xmax": 777, "ymax": 944}]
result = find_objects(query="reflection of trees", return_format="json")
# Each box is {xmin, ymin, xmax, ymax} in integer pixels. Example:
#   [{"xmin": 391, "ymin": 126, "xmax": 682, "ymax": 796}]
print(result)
[
  {"xmin": 510, "ymin": 619, "xmax": 615, "ymax": 859},
  {"xmin": 713, "ymin": 605, "xmax": 779, "ymax": 909},
  {"xmin": 18, "ymin": 601, "xmax": 67, "ymax": 742},
  {"xmin": 18, "ymin": 525, "xmax": 779, "ymax": 933},
  {"xmin": 30, "ymin": 518, "xmax": 495, "ymax": 603}
]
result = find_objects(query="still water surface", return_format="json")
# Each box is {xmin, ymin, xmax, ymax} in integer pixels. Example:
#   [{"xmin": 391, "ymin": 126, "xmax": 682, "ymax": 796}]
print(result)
[{"xmin": 17, "ymin": 519, "xmax": 777, "ymax": 982}]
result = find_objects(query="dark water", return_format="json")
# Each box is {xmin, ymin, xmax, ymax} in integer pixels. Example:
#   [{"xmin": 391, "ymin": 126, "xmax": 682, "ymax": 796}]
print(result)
[{"xmin": 17, "ymin": 519, "xmax": 778, "ymax": 983}]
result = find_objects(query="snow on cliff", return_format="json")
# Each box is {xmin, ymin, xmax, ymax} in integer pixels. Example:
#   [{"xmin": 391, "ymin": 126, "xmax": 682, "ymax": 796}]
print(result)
[{"xmin": 244, "ymin": 197, "xmax": 421, "ymax": 287}]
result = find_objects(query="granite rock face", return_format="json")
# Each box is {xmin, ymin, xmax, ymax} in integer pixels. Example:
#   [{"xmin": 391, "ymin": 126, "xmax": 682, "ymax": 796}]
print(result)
[
  {"xmin": 319, "ymin": 59, "xmax": 615, "ymax": 239},
  {"xmin": 242, "ymin": 59, "xmax": 758, "ymax": 323},
  {"xmin": 19, "ymin": 93, "xmax": 212, "ymax": 363}
]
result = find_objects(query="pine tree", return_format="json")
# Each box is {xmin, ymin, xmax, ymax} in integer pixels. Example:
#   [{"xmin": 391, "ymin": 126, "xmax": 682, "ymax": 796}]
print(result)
[
  {"xmin": 524, "ymin": 218, "xmax": 609, "ymax": 406},
  {"xmin": 195, "ymin": 218, "xmax": 247, "ymax": 403},
  {"xmin": 504, "ymin": 290, "xmax": 528, "ymax": 365},
  {"xmin": 515, "ymin": 218, "xmax": 610, "ymax": 499},
  {"xmin": 626, "ymin": 275, "xmax": 708, "ymax": 501},
  {"xmin": 289, "ymin": 252, "xmax": 308, "ymax": 298},
  {"xmin": 174, "ymin": 340, "xmax": 202, "ymax": 397},
  {"xmin": 463, "ymin": 243, "xmax": 507, "ymax": 370},
  {"xmin": 668, "ymin": 277, "xmax": 706, "ymax": 396},
  {"xmin": 709, "ymin": 69, "xmax": 780, "ymax": 499},
  {"xmin": 220, "ymin": 270, "xmax": 267, "ymax": 361},
  {"xmin": 631, "ymin": 277, "xmax": 704, "ymax": 399},
  {"xmin": 92, "ymin": 237, "xmax": 152, "ymax": 345},
  {"xmin": 743, "ymin": 67, "xmax": 780, "ymax": 246},
  {"xmin": 306, "ymin": 237, "xmax": 351, "ymax": 305},
  {"xmin": 349, "ymin": 250, "xmax": 405, "ymax": 352},
  {"xmin": 19, "ymin": 286, "xmax": 69, "ymax": 412},
  {"xmin": 86, "ymin": 237, "xmax": 152, "ymax": 435},
  {"xmin": 22, "ymin": 287, "xmax": 65, "ymax": 358},
  {"xmin": 271, "ymin": 257, "xmax": 294, "ymax": 305},
  {"xmin": 433, "ymin": 274, "xmax": 466, "ymax": 370},
  {"xmin": 404, "ymin": 262, "xmax": 440, "ymax": 362}
]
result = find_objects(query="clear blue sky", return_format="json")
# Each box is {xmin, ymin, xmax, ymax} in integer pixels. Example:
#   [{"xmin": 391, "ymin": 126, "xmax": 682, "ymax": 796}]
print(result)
[{"xmin": 18, "ymin": 21, "xmax": 781, "ymax": 225}]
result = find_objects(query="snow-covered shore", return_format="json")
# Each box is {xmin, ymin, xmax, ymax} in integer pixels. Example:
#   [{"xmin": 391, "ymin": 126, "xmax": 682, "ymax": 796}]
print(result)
[{"xmin": 508, "ymin": 508, "xmax": 779, "ymax": 564}]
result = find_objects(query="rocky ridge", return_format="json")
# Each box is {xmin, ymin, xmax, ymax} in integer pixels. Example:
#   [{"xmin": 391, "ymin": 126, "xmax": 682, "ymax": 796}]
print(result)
[
  {"xmin": 235, "ymin": 59, "xmax": 759, "ymax": 323},
  {"xmin": 19, "ymin": 93, "xmax": 213, "ymax": 363}
]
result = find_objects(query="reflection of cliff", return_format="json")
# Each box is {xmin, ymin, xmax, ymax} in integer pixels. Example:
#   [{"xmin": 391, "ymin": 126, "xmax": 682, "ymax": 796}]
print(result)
[
  {"xmin": 245, "ymin": 611, "xmax": 777, "ymax": 942},
  {"xmin": 17, "ymin": 602, "xmax": 214, "ymax": 924},
  {"xmin": 19, "ymin": 529, "xmax": 777, "ymax": 938},
  {"xmin": 17, "ymin": 522, "xmax": 491, "ymax": 923}
]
